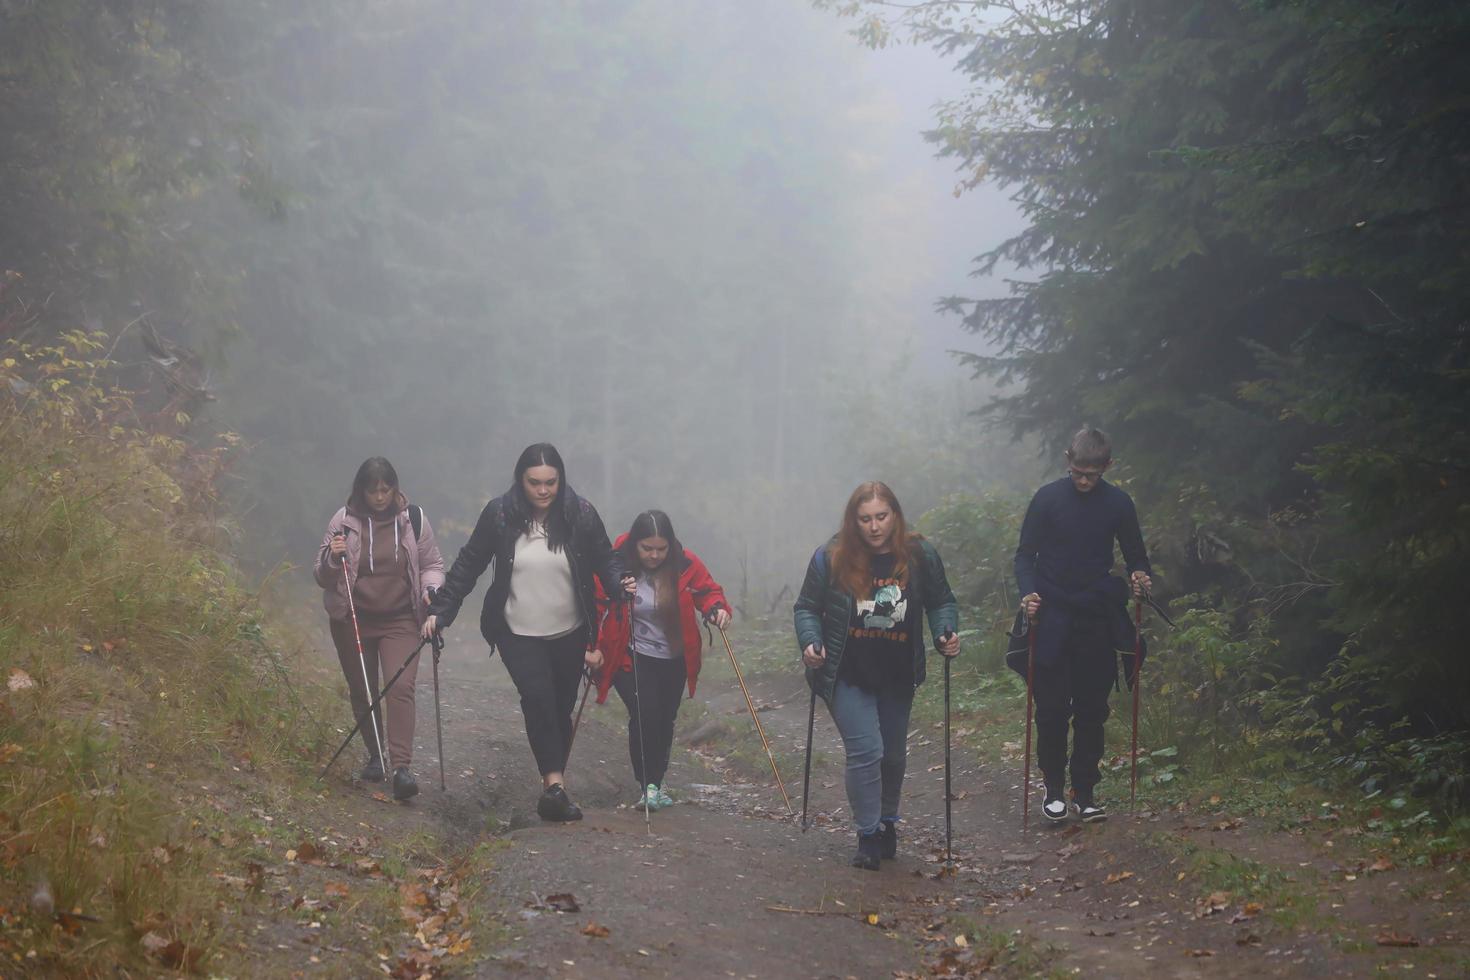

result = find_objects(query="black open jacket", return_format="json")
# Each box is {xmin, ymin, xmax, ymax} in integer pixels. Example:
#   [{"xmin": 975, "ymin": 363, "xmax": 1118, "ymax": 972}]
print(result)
[{"xmin": 427, "ymin": 484, "xmax": 624, "ymax": 649}]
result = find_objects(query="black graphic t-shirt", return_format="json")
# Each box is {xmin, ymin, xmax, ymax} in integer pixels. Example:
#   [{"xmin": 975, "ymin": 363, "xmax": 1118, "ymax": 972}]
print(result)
[{"xmin": 838, "ymin": 552, "xmax": 920, "ymax": 693}]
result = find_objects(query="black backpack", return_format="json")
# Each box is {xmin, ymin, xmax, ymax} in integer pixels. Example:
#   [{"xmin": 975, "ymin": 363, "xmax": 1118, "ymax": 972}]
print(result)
[{"xmin": 407, "ymin": 504, "xmax": 423, "ymax": 539}]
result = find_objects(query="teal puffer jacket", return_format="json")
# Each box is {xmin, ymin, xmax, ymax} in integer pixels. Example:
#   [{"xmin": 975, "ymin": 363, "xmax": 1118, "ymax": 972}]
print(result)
[{"xmin": 793, "ymin": 537, "xmax": 959, "ymax": 704}]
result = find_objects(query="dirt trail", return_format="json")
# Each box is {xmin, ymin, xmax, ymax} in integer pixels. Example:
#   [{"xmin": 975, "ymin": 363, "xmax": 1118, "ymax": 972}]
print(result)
[{"xmin": 319, "ymin": 635, "xmax": 1464, "ymax": 978}]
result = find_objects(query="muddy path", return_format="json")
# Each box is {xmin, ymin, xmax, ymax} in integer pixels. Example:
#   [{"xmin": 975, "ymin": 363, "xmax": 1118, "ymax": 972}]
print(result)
[{"xmin": 313, "ymin": 632, "xmax": 1466, "ymax": 978}]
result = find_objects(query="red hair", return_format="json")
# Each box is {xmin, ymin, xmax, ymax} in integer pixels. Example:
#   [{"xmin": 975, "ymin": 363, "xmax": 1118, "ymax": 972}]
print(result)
[{"xmin": 829, "ymin": 481, "xmax": 916, "ymax": 599}]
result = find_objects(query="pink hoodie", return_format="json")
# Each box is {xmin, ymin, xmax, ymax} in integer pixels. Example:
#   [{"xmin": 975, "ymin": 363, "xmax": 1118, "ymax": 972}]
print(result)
[{"xmin": 315, "ymin": 492, "xmax": 446, "ymax": 626}]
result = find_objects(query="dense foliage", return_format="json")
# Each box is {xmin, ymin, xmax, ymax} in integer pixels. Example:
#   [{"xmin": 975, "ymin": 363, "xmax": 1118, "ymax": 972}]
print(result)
[{"xmin": 823, "ymin": 0, "xmax": 1470, "ymax": 791}]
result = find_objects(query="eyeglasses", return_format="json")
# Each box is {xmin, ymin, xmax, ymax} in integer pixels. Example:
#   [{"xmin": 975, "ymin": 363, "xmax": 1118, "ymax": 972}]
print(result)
[{"xmin": 1068, "ymin": 467, "xmax": 1105, "ymax": 482}]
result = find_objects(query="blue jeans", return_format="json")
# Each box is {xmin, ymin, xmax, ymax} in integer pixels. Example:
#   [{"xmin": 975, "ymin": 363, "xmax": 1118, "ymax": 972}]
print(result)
[{"xmin": 827, "ymin": 679, "xmax": 914, "ymax": 836}]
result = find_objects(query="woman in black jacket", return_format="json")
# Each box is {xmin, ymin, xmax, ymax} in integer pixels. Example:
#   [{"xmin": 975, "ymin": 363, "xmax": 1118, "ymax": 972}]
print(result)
[{"xmin": 424, "ymin": 443, "xmax": 633, "ymax": 821}]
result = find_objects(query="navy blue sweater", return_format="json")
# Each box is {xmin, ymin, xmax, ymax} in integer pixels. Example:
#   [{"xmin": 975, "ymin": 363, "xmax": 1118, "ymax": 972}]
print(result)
[{"xmin": 1013, "ymin": 476, "xmax": 1151, "ymax": 599}]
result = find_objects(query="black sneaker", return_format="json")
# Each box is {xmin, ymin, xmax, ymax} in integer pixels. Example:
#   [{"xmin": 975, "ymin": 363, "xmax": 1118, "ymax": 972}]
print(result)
[
  {"xmin": 1073, "ymin": 795, "xmax": 1107, "ymax": 823},
  {"xmin": 392, "ymin": 767, "xmax": 419, "ymax": 801},
  {"xmin": 879, "ymin": 819, "xmax": 898, "ymax": 860},
  {"xmin": 536, "ymin": 783, "xmax": 583, "ymax": 822},
  {"xmin": 1042, "ymin": 790, "xmax": 1069, "ymax": 823},
  {"xmin": 358, "ymin": 755, "xmax": 385, "ymax": 783},
  {"xmin": 850, "ymin": 831, "xmax": 882, "ymax": 871}
]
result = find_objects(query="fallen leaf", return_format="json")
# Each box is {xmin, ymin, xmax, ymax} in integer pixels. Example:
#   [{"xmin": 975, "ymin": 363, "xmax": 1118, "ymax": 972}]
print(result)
[
  {"xmin": 1185, "ymin": 948, "xmax": 1215, "ymax": 957},
  {"xmin": 1195, "ymin": 890, "xmax": 1231, "ymax": 918},
  {"xmin": 7, "ymin": 668, "xmax": 34, "ymax": 692},
  {"xmin": 139, "ymin": 932, "xmax": 202, "ymax": 971},
  {"xmin": 1104, "ymin": 870, "xmax": 1135, "ymax": 885},
  {"xmin": 1367, "ymin": 855, "xmax": 1395, "ymax": 873},
  {"xmin": 1229, "ymin": 901, "xmax": 1263, "ymax": 923},
  {"xmin": 55, "ymin": 908, "xmax": 91, "ymax": 935},
  {"xmin": 953, "ymin": 934, "xmax": 968, "ymax": 948},
  {"xmin": 866, "ymin": 913, "xmax": 880, "ymax": 926},
  {"xmin": 285, "ymin": 849, "xmax": 298, "ymax": 862},
  {"xmin": 581, "ymin": 922, "xmax": 610, "ymax": 938},
  {"xmin": 295, "ymin": 841, "xmax": 320, "ymax": 863},
  {"xmin": 324, "ymin": 881, "xmax": 350, "ymax": 899},
  {"xmin": 0, "ymin": 744, "xmax": 22, "ymax": 764},
  {"xmin": 1376, "ymin": 931, "xmax": 1419, "ymax": 947}
]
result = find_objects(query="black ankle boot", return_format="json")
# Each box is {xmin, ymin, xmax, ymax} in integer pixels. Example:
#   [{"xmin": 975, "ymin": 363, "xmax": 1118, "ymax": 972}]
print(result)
[
  {"xmin": 536, "ymin": 783, "xmax": 583, "ymax": 822},
  {"xmin": 392, "ymin": 767, "xmax": 419, "ymax": 801},
  {"xmin": 879, "ymin": 819, "xmax": 898, "ymax": 859},
  {"xmin": 850, "ymin": 831, "xmax": 882, "ymax": 871},
  {"xmin": 358, "ymin": 754, "xmax": 385, "ymax": 783}
]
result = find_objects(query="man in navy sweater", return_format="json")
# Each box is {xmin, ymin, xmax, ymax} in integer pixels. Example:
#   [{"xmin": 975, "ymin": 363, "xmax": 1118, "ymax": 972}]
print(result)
[{"xmin": 1014, "ymin": 426, "xmax": 1152, "ymax": 823}]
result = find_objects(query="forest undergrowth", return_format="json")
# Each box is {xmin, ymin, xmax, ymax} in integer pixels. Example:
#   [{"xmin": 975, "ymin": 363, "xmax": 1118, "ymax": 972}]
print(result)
[{"xmin": 0, "ymin": 335, "xmax": 497, "ymax": 976}]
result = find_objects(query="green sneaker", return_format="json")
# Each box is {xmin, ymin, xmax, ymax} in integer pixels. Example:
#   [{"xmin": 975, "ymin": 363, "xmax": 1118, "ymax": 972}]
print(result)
[
  {"xmin": 655, "ymin": 786, "xmax": 675, "ymax": 808},
  {"xmin": 634, "ymin": 783, "xmax": 661, "ymax": 811}
]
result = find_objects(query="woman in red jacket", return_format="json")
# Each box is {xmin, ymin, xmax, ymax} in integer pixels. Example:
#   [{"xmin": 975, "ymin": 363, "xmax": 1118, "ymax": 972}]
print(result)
[{"xmin": 593, "ymin": 510, "xmax": 730, "ymax": 810}]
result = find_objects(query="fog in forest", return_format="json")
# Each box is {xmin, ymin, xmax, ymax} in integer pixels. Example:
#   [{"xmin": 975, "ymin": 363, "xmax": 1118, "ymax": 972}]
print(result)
[
  {"xmin": 176, "ymin": 1, "xmax": 1033, "ymax": 606},
  {"xmin": 6, "ymin": 5, "xmax": 1469, "ymax": 968}
]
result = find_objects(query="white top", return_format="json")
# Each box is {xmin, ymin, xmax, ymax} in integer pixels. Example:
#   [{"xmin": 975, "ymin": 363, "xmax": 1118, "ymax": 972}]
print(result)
[{"xmin": 504, "ymin": 522, "xmax": 582, "ymax": 638}]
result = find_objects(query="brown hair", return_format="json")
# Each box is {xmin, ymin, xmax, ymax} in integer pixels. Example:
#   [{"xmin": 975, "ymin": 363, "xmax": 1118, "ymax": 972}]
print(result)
[
  {"xmin": 829, "ymin": 481, "xmax": 916, "ymax": 600},
  {"xmin": 1066, "ymin": 426, "xmax": 1112, "ymax": 467}
]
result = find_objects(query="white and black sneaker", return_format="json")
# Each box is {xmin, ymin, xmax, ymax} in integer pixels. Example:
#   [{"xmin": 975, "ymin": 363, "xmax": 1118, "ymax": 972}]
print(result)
[
  {"xmin": 1073, "ymin": 797, "xmax": 1108, "ymax": 823},
  {"xmin": 1042, "ymin": 792, "xmax": 1069, "ymax": 823}
]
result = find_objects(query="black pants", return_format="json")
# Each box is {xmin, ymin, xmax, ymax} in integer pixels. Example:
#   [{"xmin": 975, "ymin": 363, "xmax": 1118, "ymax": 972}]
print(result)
[
  {"xmin": 1033, "ymin": 618, "xmax": 1116, "ymax": 797},
  {"xmin": 610, "ymin": 652, "xmax": 687, "ymax": 789},
  {"xmin": 498, "ymin": 627, "xmax": 589, "ymax": 777}
]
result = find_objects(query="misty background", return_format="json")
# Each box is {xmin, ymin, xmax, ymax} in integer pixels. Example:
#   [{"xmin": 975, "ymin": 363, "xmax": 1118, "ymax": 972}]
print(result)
[
  {"xmin": 186, "ymin": 0, "xmax": 1033, "ymax": 603},
  {"xmin": 9, "ymin": 0, "xmax": 1465, "ymax": 794}
]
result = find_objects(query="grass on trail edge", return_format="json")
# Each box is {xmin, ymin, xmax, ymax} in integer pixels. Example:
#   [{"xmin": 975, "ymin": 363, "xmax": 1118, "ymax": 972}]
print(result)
[
  {"xmin": 721, "ymin": 616, "xmax": 1470, "ymax": 859},
  {"xmin": 0, "ymin": 337, "xmax": 494, "ymax": 976}
]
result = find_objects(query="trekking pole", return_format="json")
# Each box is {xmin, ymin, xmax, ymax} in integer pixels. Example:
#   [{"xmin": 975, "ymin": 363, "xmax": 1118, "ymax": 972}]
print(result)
[
  {"xmin": 431, "ymin": 632, "xmax": 446, "ymax": 791},
  {"xmin": 717, "ymin": 624, "xmax": 793, "ymax": 813},
  {"xmin": 337, "ymin": 536, "xmax": 387, "ymax": 773},
  {"xmin": 800, "ymin": 669, "xmax": 818, "ymax": 832},
  {"xmin": 319, "ymin": 635, "xmax": 431, "ymax": 781},
  {"xmin": 627, "ymin": 600, "xmax": 651, "ymax": 833},
  {"xmin": 942, "ymin": 631, "xmax": 955, "ymax": 872},
  {"xmin": 564, "ymin": 667, "xmax": 594, "ymax": 773},
  {"xmin": 1023, "ymin": 616, "xmax": 1036, "ymax": 830},
  {"xmin": 1130, "ymin": 597, "xmax": 1143, "ymax": 814}
]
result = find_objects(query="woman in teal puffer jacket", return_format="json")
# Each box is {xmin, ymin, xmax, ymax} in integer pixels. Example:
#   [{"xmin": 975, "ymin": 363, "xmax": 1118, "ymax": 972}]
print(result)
[{"xmin": 794, "ymin": 481, "xmax": 959, "ymax": 870}]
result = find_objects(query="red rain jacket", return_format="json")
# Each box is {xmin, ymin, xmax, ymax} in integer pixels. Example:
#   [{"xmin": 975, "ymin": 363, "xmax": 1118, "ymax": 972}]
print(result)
[{"xmin": 593, "ymin": 536, "xmax": 729, "ymax": 704}]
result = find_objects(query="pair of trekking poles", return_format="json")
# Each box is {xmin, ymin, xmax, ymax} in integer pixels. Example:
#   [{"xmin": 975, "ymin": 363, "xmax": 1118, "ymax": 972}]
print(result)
[
  {"xmin": 319, "ymin": 556, "xmax": 447, "ymax": 788},
  {"xmin": 798, "ymin": 632, "xmax": 960, "ymax": 871},
  {"xmin": 606, "ymin": 598, "xmax": 793, "ymax": 833},
  {"xmin": 1018, "ymin": 593, "xmax": 1174, "ymax": 828}
]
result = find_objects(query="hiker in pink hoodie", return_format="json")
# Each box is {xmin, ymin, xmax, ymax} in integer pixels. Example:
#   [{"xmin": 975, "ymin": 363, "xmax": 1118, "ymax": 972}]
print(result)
[{"xmin": 316, "ymin": 457, "xmax": 445, "ymax": 799}]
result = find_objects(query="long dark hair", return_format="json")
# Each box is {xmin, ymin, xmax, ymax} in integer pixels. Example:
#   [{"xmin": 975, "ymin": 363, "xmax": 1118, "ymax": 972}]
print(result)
[
  {"xmin": 617, "ymin": 510, "xmax": 686, "ymax": 577},
  {"xmin": 507, "ymin": 442, "xmax": 572, "ymax": 552},
  {"xmin": 347, "ymin": 457, "xmax": 400, "ymax": 512},
  {"xmin": 620, "ymin": 509, "xmax": 685, "ymax": 643}
]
